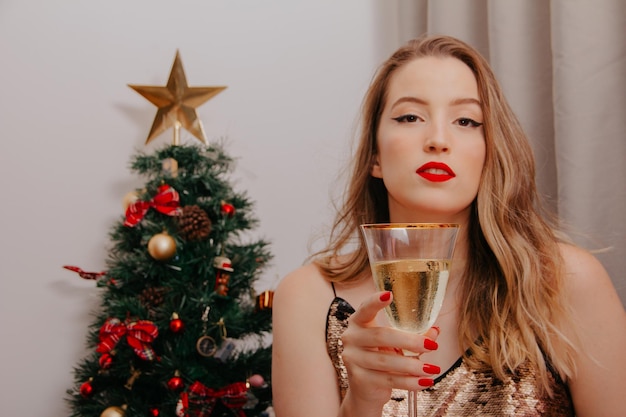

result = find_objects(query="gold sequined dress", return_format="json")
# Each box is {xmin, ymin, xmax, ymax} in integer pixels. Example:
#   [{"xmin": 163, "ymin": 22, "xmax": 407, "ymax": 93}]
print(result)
[{"xmin": 326, "ymin": 293, "xmax": 575, "ymax": 417}]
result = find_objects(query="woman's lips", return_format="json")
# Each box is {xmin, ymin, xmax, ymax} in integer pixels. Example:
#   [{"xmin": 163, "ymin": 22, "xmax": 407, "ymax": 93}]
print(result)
[{"xmin": 416, "ymin": 162, "xmax": 456, "ymax": 182}]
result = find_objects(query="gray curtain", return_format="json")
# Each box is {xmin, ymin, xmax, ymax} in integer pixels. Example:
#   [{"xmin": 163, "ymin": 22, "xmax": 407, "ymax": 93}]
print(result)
[{"xmin": 389, "ymin": 0, "xmax": 626, "ymax": 305}]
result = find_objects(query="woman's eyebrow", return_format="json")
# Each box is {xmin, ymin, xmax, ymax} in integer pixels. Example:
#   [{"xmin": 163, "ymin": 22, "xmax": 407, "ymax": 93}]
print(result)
[
  {"xmin": 391, "ymin": 96, "xmax": 428, "ymax": 107},
  {"xmin": 450, "ymin": 97, "xmax": 481, "ymax": 107},
  {"xmin": 391, "ymin": 97, "xmax": 481, "ymax": 108}
]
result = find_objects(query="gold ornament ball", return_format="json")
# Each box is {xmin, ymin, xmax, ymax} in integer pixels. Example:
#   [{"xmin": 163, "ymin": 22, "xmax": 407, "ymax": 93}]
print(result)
[
  {"xmin": 122, "ymin": 191, "xmax": 139, "ymax": 211},
  {"xmin": 148, "ymin": 233, "xmax": 177, "ymax": 261},
  {"xmin": 100, "ymin": 405, "xmax": 126, "ymax": 417}
]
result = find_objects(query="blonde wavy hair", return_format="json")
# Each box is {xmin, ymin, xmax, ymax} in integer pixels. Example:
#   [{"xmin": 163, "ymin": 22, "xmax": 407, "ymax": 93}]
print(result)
[{"xmin": 313, "ymin": 34, "xmax": 578, "ymax": 393}]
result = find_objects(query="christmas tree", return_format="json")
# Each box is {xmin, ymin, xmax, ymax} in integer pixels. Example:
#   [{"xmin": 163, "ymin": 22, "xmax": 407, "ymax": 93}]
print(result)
[{"xmin": 64, "ymin": 52, "xmax": 274, "ymax": 417}]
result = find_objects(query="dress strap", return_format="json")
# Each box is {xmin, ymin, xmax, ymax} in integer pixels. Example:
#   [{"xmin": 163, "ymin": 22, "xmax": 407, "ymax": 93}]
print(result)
[{"xmin": 331, "ymin": 281, "xmax": 337, "ymax": 297}]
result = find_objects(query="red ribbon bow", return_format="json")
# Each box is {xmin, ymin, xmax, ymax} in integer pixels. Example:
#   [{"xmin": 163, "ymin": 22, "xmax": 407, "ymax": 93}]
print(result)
[
  {"xmin": 97, "ymin": 317, "xmax": 159, "ymax": 361},
  {"xmin": 63, "ymin": 265, "xmax": 106, "ymax": 280},
  {"xmin": 124, "ymin": 184, "xmax": 182, "ymax": 227},
  {"xmin": 180, "ymin": 381, "xmax": 248, "ymax": 417}
]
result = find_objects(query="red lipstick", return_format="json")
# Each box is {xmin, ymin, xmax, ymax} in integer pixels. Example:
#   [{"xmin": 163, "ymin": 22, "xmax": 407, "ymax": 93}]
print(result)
[{"xmin": 416, "ymin": 162, "xmax": 455, "ymax": 182}]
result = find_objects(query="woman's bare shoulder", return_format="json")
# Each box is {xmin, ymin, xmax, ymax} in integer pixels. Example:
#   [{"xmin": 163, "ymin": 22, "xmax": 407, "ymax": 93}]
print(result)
[
  {"xmin": 557, "ymin": 241, "xmax": 626, "ymax": 415},
  {"xmin": 275, "ymin": 262, "xmax": 329, "ymax": 298},
  {"xmin": 272, "ymin": 263, "xmax": 345, "ymax": 415},
  {"xmin": 273, "ymin": 262, "xmax": 334, "ymax": 319},
  {"xmin": 558, "ymin": 242, "xmax": 623, "ymax": 314},
  {"xmin": 558, "ymin": 243, "xmax": 612, "ymax": 289}
]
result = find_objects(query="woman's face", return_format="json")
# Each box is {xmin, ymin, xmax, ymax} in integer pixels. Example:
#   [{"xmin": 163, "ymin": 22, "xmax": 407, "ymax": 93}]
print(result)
[{"xmin": 372, "ymin": 56, "xmax": 486, "ymax": 223}]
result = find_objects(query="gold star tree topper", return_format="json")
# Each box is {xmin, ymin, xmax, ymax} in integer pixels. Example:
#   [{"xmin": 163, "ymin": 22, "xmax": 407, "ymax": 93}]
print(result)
[{"xmin": 129, "ymin": 50, "xmax": 226, "ymax": 145}]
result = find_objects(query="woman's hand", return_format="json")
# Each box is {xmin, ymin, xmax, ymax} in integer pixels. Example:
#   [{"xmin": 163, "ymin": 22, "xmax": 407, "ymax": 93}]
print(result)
[{"xmin": 338, "ymin": 291, "xmax": 441, "ymax": 415}]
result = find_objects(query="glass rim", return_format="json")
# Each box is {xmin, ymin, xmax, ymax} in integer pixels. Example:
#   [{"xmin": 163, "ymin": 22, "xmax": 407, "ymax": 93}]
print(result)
[{"xmin": 360, "ymin": 223, "xmax": 460, "ymax": 229}]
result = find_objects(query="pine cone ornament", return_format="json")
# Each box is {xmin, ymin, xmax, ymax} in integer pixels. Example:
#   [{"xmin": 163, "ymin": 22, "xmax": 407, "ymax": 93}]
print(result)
[
  {"xmin": 178, "ymin": 205, "xmax": 212, "ymax": 241},
  {"xmin": 139, "ymin": 287, "xmax": 169, "ymax": 309}
]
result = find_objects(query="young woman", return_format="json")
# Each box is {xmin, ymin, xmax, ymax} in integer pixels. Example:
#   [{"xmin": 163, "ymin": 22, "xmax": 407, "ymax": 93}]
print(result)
[{"xmin": 271, "ymin": 35, "xmax": 626, "ymax": 417}]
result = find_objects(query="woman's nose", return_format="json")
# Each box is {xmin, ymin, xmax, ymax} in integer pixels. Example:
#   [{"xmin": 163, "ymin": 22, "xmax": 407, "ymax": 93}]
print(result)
[{"xmin": 423, "ymin": 123, "xmax": 450, "ymax": 153}]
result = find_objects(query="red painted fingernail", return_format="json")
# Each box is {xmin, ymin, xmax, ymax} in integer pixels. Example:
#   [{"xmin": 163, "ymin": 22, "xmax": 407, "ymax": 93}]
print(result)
[
  {"xmin": 423, "ymin": 363, "xmax": 440, "ymax": 374},
  {"xmin": 418, "ymin": 378, "xmax": 434, "ymax": 387},
  {"xmin": 424, "ymin": 339, "xmax": 438, "ymax": 350},
  {"xmin": 431, "ymin": 326, "xmax": 440, "ymax": 336},
  {"xmin": 379, "ymin": 291, "xmax": 391, "ymax": 302}
]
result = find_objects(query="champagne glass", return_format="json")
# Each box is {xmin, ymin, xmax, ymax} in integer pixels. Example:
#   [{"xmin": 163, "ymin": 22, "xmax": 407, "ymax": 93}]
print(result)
[{"xmin": 360, "ymin": 223, "xmax": 459, "ymax": 417}]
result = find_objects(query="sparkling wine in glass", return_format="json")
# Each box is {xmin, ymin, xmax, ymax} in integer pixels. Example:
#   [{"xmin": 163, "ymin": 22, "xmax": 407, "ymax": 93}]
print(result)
[{"xmin": 360, "ymin": 223, "xmax": 459, "ymax": 417}]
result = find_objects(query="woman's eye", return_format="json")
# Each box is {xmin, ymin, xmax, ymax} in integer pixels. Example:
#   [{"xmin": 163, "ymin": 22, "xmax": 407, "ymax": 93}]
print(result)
[
  {"xmin": 392, "ymin": 114, "xmax": 419, "ymax": 123},
  {"xmin": 457, "ymin": 117, "xmax": 483, "ymax": 127}
]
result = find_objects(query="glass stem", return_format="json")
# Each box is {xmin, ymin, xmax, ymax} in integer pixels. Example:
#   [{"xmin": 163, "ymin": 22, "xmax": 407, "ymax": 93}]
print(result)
[{"xmin": 408, "ymin": 389, "xmax": 418, "ymax": 417}]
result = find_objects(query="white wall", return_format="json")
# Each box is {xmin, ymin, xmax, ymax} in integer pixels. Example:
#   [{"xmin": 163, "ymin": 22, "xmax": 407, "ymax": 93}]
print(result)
[{"xmin": 0, "ymin": 1, "xmax": 402, "ymax": 415}]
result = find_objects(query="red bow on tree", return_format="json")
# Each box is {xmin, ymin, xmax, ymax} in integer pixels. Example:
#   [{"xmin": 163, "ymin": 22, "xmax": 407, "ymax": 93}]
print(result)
[
  {"xmin": 179, "ymin": 381, "xmax": 248, "ymax": 417},
  {"xmin": 124, "ymin": 184, "xmax": 182, "ymax": 227},
  {"xmin": 63, "ymin": 265, "xmax": 107, "ymax": 280},
  {"xmin": 97, "ymin": 317, "xmax": 159, "ymax": 361}
]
